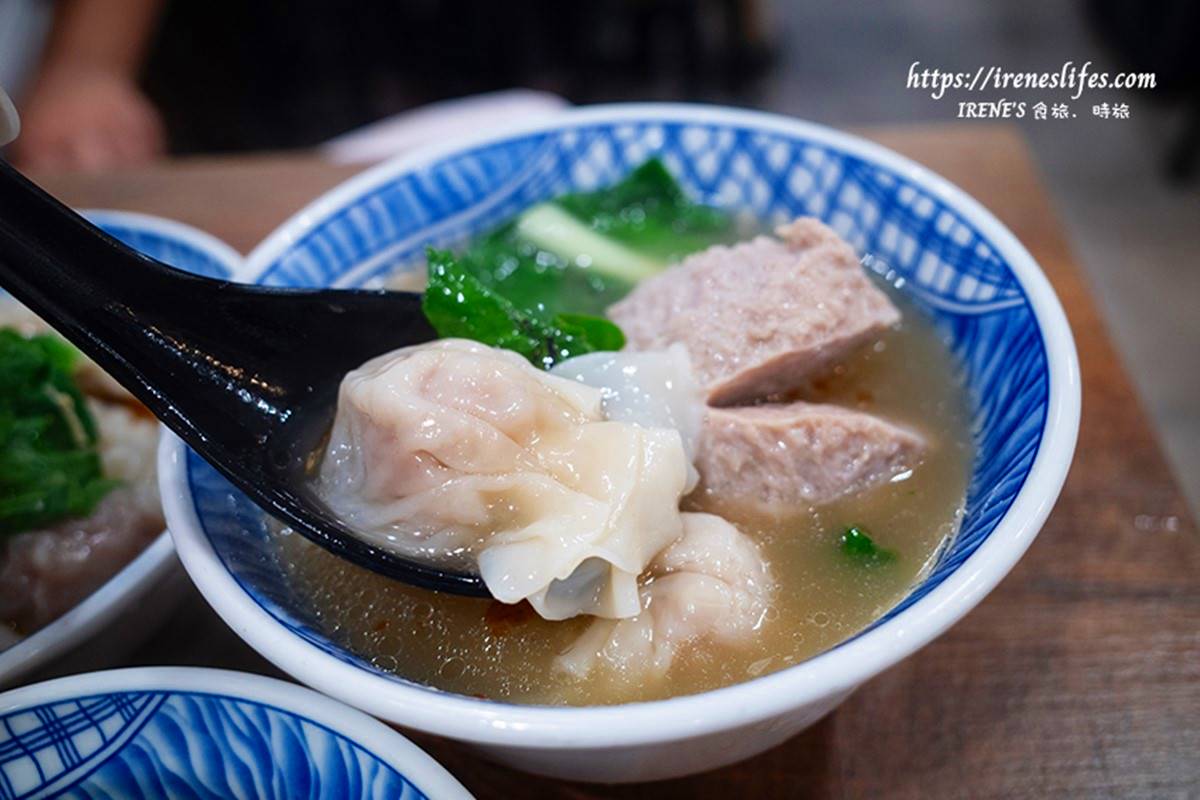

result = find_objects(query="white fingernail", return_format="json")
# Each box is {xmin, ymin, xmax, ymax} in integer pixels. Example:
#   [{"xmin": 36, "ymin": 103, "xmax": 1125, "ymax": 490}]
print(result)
[{"xmin": 0, "ymin": 86, "xmax": 20, "ymax": 147}]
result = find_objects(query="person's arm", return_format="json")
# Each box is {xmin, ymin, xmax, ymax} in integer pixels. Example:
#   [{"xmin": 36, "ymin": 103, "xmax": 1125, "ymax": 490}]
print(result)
[{"xmin": 12, "ymin": 0, "xmax": 165, "ymax": 172}]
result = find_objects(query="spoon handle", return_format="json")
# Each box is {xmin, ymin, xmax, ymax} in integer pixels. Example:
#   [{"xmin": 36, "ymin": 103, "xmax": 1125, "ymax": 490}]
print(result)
[
  {"xmin": 0, "ymin": 160, "xmax": 252, "ymax": 437},
  {"xmin": 0, "ymin": 161, "xmax": 429, "ymax": 438}
]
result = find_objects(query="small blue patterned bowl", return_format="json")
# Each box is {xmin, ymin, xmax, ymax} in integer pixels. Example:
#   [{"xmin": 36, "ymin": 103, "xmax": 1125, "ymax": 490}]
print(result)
[
  {"xmin": 162, "ymin": 104, "xmax": 1081, "ymax": 782},
  {"xmin": 0, "ymin": 211, "xmax": 241, "ymax": 689},
  {"xmin": 0, "ymin": 667, "xmax": 471, "ymax": 799}
]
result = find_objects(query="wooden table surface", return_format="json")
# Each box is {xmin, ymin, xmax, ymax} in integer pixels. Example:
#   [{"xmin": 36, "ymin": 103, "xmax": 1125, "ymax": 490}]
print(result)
[{"xmin": 33, "ymin": 123, "xmax": 1200, "ymax": 799}]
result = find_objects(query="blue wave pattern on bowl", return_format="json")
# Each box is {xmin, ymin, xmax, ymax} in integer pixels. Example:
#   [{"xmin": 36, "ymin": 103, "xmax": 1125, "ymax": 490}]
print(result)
[
  {"xmin": 90, "ymin": 222, "xmax": 232, "ymax": 280},
  {"xmin": 0, "ymin": 691, "xmax": 423, "ymax": 799},
  {"xmin": 0, "ymin": 220, "xmax": 231, "ymax": 306},
  {"xmin": 189, "ymin": 119, "xmax": 1047, "ymax": 681}
]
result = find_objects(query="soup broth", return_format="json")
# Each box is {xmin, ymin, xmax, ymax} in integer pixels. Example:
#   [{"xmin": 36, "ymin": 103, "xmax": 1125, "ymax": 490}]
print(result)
[{"xmin": 275, "ymin": 288, "xmax": 972, "ymax": 706}]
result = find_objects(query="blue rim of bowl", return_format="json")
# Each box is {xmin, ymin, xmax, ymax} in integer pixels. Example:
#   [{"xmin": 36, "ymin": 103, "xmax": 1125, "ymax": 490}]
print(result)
[
  {"xmin": 0, "ymin": 667, "xmax": 473, "ymax": 799},
  {"xmin": 165, "ymin": 103, "xmax": 1081, "ymax": 747}
]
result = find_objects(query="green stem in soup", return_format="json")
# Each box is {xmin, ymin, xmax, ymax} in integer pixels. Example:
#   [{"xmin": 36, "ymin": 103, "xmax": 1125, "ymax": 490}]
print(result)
[
  {"xmin": 555, "ymin": 158, "xmax": 736, "ymax": 261},
  {"xmin": 515, "ymin": 203, "xmax": 665, "ymax": 284},
  {"xmin": 0, "ymin": 330, "xmax": 117, "ymax": 534},
  {"xmin": 428, "ymin": 158, "xmax": 735, "ymax": 319},
  {"xmin": 840, "ymin": 525, "xmax": 897, "ymax": 565}
]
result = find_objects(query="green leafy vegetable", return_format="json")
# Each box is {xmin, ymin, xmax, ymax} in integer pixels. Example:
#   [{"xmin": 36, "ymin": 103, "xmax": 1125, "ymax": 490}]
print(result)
[
  {"xmin": 419, "ymin": 158, "xmax": 735, "ymax": 366},
  {"xmin": 556, "ymin": 158, "xmax": 735, "ymax": 260},
  {"xmin": 840, "ymin": 525, "xmax": 897, "ymax": 566},
  {"xmin": 422, "ymin": 248, "xmax": 626, "ymax": 369},
  {"xmin": 438, "ymin": 157, "xmax": 736, "ymax": 318},
  {"xmin": 0, "ymin": 330, "xmax": 117, "ymax": 535},
  {"xmin": 552, "ymin": 312, "xmax": 628, "ymax": 354}
]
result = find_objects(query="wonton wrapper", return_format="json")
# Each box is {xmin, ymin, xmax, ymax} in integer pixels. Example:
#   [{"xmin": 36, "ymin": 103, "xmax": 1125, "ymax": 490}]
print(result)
[
  {"xmin": 555, "ymin": 512, "xmax": 772, "ymax": 679},
  {"xmin": 318, "ymin": 339, "xmax": 691, "ymax": 620},
  {"xmin": 550, "ymin": 343, "xmax": 704, "ymax": 493}
]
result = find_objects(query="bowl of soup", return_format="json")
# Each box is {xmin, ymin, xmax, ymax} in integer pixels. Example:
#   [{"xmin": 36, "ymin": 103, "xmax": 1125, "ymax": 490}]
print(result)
[{"xmin": 161, "ymin": 104, "xmax": 1080, "ymax": 782}]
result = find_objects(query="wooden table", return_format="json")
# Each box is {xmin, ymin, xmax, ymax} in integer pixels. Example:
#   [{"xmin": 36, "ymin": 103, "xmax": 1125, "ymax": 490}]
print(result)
[{"xmin": 33, "ymin": 123, "xmax": 1200, "ymax": 798}]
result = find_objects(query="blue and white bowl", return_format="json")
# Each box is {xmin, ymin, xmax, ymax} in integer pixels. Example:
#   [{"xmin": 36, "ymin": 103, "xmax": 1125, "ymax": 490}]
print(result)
[
  {"xmin": 0, "ymin": 667, "xmax": 472, "ymax": 799},
  {"xmin": 0, "ymin": 211, "xmax": 241, "ymax": 688},
  {"xmin": 161, "ymin": 104, "xmax": 1081, "ymax": 782}
]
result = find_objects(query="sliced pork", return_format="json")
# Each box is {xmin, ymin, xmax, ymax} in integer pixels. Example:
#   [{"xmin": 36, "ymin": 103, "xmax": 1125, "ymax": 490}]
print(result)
[
  {"xmin": 608, "ymin": 217, "xmax": 899, "ymax": 405},
  {"xmin": 695, "ymin": 403, "xmax": 927, "ymax": 514}
]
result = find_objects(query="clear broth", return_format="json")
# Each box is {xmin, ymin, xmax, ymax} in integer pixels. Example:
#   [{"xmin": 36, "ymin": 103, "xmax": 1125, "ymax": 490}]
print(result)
[{"xmin": 274, "ymin": 290, "xmax": 972, "ymax": 705}]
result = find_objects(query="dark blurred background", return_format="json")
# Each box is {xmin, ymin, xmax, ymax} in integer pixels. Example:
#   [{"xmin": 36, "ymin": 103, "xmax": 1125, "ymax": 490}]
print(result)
[{"xmin": 1, "ymin": 0, "xmax": 1197, "ymax": 511}]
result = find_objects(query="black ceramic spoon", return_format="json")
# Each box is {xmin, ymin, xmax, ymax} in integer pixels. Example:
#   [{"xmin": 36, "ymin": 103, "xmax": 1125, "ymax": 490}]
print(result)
[{"xmin": 0, "ymin": 160, "xmax": 490, "ymax": 597}]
